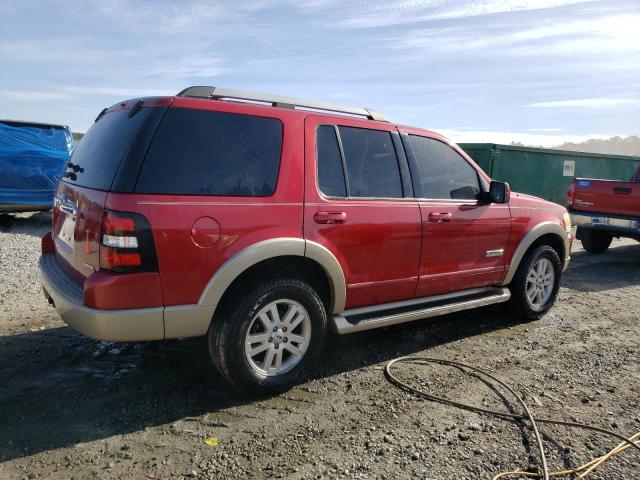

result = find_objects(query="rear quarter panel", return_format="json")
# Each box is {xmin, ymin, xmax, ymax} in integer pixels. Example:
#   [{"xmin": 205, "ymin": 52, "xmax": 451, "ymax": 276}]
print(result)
[{"xmin": 107, "ymin": 100, "xmax": 306, "ymax": 307}]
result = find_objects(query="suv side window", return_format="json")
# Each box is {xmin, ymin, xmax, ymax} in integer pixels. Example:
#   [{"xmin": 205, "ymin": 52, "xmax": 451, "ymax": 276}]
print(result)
[
  {"xmin": 338, "ymin": 126, "xmax": 403, "ymax": 198},
  {"xmin": 317, "ymin": 125, "xmax": 347, "ymax": 197},
  {"xmin": 136, "ymin": 108, "xmax": 282, "ymax": 196},
  {"xmin": 410, "ymin": 135, "xmax": 480, "ymax": 200}
]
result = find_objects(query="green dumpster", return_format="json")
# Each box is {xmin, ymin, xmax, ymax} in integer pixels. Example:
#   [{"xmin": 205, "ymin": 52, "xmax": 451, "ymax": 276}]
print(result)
[{"xmin": 459, "ymin": 143, "xmax": 640, "ymax": 205}]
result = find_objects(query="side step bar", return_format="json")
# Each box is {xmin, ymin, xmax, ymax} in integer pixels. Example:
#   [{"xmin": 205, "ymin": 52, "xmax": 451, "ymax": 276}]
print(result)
[{"xmin": 331, "ymin": 287, "xmax": 511, "ymax": 334}]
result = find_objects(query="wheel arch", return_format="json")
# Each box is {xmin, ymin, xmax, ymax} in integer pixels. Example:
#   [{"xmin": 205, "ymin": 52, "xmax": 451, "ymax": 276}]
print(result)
[
  {"xmin": 164, "ymin": 238, "xmax": 346, "ymax": 339},
  {"xmin": 200, "ymin": 237, "xmax": 345, "ymax": 313},
  {"xmin": 502, "ymin": 222, "xmax": 569, "ymax": 285}
]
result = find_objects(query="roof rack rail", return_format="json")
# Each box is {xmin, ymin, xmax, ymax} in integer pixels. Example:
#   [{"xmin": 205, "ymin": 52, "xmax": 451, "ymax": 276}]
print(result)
[{"xmin": 176, "ymin": 86, "xmax": 389, "ymax": 122}]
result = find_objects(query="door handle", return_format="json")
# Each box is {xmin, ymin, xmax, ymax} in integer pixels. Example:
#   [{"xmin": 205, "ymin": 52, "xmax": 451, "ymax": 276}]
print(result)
[
  {"xmin": 427, "ymin": 212, "xmax": 452, "ymax": 223},
  {"xmin": 55, "ymin": 194, "xmax": 77, "ymax": 217},
  {"xmin": 613, "ymin": 187, "xmax": 632, "ymax": 194},
  {"xmin": 314, "ymin": 211, "xmax": 347, "ymax": 224}
]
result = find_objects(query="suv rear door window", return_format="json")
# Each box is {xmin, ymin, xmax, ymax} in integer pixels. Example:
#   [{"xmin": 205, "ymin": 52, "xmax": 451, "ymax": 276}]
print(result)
[
  {"xmin": 136, "ymin": 108, "xmax": 283, "ymax": 196},
  {"xmin": 338, "ymin": 126, "xmax": 403, "ymax": 198},
  {"xmin": 409, "ymin": 136, "xmax": 480, "ymax": 200},
  {"xmin": 317, "ymin": 125, "xmax": 347, "ymax": 197}
]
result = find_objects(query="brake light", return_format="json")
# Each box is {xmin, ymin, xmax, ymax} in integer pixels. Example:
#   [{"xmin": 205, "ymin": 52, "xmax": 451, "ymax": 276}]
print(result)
[
  {"xmin": 99, "ymin": 209, "xmax": 158, "ymax": 273},
  {"xmin": 567, "ymin": 182, "xmax": 575, "ymax": 206}
]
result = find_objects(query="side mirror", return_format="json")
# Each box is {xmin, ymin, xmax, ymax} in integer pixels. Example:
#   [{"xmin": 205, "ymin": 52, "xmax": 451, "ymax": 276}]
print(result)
[{"xmin": 489, "ymin": 181, "xmax": 510, "ymax": 203}]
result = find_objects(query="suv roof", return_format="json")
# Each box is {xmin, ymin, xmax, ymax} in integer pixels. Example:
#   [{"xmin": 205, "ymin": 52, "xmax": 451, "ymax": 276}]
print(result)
[{"xmin": 177, "ymin": 86, "xmax": 390, "ymax": 122}]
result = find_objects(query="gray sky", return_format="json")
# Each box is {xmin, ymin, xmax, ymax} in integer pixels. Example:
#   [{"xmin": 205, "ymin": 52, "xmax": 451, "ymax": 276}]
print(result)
[{"xmin": 1, "ymin": 0, "xmax": 639, "ymax": 146}]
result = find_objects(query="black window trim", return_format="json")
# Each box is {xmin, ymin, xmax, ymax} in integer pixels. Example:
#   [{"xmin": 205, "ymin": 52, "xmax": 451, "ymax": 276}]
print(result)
[
  {"xmin": 402, "ymin": 132, "xmax": 487, "ymax": 203},
  {"xmin": 315, "ymin": 123, "xmax": 414, "ymax": 202}
]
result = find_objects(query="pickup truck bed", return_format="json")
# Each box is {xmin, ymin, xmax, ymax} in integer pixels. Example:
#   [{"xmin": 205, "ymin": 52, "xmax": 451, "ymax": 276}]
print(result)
[{"xmin": 568, "ymin": 166, "xmax": 640, "ymax": 253}]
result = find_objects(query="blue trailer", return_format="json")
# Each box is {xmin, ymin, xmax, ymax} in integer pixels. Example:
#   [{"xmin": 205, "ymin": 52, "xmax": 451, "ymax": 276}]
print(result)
[{"xmin": 0, "ymin": 119, "xmax": 75, "ymax": 212}]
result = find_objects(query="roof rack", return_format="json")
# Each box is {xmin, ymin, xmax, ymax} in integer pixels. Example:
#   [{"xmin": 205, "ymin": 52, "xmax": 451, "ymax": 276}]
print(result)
[{"xmin": 176, "ymin": 86, "xmax": 389, "ymax": 122}]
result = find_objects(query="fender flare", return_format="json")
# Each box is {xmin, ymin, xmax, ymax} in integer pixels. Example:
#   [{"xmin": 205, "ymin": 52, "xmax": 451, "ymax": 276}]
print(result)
[
  {"xmin": 198, "ymin": 238, "xmax": 346, "ymax": 314},
  {"xmin": 501, "ymin": 221, "xmax": 570, "ymax": 285}
]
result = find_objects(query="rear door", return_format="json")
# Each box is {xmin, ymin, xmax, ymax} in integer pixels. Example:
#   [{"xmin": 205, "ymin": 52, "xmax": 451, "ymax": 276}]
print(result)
[
  {"xmin": 304, "ymin": 116, "xmax": 421, "ymax": 310},
  {"xmin": 52, "ymin": 103, "xmax": 165, "ymax": 279},
  {"xmin": 403, "ymin": 133, "xmax": 511, "ymax": 296}
]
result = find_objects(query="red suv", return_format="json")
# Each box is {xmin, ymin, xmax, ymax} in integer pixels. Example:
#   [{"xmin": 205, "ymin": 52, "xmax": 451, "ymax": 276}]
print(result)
[{"xmin": 39, "ymin": 87, "xmax": 572, "ymax": 394}]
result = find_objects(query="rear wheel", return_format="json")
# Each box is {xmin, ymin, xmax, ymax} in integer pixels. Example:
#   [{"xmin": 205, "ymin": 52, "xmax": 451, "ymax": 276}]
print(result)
[
  {"xmin": 508, "ymin": 244, "xmax": 562, "ymax": 320},
  {"xmin": 579, "ymin": 227, "xmax": 613, "ymax": 254},
  {"xmin": 208, "ymin": 278, "xmax": 327, "ymax": 395}
]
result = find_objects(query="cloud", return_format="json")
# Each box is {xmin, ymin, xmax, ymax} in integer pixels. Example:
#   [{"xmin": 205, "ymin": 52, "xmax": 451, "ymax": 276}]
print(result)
[
  {"xmin": 320, "ymin": 0, "xmax": 596, "ymax": 29},
  {"xmin": 0, "ymin": 90, "xmax": 71, "ymax": 101},
  {"xmin": 437, "ymin": 128, "xmax": 613, "ymax": 147},
  {"xmin": 527, "ymin": 98, "xmax": 640, "ymax": 108},
  {"xmin": 58, "ymin": 86, "xmax": 175, "ymax": 97},
  {"xmin": 392, "ymin": 14, "xmax": 640, "ymax": 57}
]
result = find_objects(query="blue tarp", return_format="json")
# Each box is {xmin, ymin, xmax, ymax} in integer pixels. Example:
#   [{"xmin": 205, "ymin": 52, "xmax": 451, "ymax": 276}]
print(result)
[{"xmin": 0, "ymin": 122, "xmax": 74, "ymax": 210}]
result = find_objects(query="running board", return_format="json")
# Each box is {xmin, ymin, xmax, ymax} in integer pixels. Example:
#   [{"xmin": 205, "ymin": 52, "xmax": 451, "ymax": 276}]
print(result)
[{"xmin": 331, "ymin": 287, "xmax": 511, "ymax": 334}]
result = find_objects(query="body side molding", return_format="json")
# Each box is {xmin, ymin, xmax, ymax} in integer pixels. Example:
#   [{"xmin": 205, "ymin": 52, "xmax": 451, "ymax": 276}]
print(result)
[{"xmin": 501, "ymin": 221, "xmax": 570, "ymax": 286}]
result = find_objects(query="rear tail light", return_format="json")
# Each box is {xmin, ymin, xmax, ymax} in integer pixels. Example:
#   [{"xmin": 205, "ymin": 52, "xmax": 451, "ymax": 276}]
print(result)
[
  {"xmin": 567, "ymin": 183, "xmax": 575, "ymax": 206},
  {"xmin": 99, "ymin": 210, "xmax": 158, "ymax": 273}
]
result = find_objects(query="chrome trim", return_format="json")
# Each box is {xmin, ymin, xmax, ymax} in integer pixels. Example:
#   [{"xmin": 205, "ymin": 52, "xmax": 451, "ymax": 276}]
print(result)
[
  {"xmin": 572, "ymin": 213, "xmax": 640, "ymax": 231},
  {"xmin": 55, "ymin": 193, "xmax": 77, "ymax": 217},
  {"xmin": 331, "ymin": 287, "xmax": 511, "ymax": 334}
]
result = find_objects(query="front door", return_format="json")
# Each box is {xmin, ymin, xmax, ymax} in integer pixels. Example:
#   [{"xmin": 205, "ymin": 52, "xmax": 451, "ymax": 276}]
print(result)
[
  {"xmin": 303, "ymin": 115, "xmax": 422, "ymax": 310},
  {"xmin": 402, "ymin": 132, "xmax": 511, "ymax": 296}
]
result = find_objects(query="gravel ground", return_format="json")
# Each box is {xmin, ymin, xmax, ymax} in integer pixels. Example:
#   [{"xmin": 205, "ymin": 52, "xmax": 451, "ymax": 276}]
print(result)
[{"xmin": 1, "ymin": 211, "xmax": 639, "ymax": 480}]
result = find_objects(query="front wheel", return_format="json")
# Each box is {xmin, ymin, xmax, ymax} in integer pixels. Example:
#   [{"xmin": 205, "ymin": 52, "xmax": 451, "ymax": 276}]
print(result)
[
  {"xmin": 508, "ymin": 245, "xmax": 562, "ymax": 320},
  {"xmin": 208, "ymin": 278, "xmax": 327, "ymax": 395}
]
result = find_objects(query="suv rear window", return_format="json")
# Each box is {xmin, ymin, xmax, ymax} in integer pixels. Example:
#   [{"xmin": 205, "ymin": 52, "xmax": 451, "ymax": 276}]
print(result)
[
  {"xmin": 136, "ymin": 108, "xmax": 283, "ymax": 196},
  {"xmin": 62, "ymin": 108, "xmax": 159, "ymax": 191}
]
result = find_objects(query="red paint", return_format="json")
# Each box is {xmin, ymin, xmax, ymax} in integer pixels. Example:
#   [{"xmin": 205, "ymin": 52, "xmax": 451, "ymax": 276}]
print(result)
[
  {"xmin": 569, "ymin": 166, "xmax": 640, "ymax": 217},
  {"xmin": 84, "ymin": 271, "xmax": 163, "ymax": 310},
  {"xmin": 41, "ymin": 231, "xmax": 55, "ymax": 254},
  {"xmin": 52, "ymin": 182, "xmax": 108, "ymax": 280},
  {"xmin": 191, "ymin": 217, "xmax": 221, "ymax": 247},
  {"xmin": 46, "ymin": 94, "xmax": 569, "ymax": 314}
]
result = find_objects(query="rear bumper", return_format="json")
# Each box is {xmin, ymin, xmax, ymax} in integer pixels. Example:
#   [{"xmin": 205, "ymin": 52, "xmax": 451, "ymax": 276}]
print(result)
[
  {"xmin": 39, "ymin": 253, "xmax": 165, "ymax": 341},
  {"xmin": 571, "ymin": 211, "xmax": 640, "ymax": 236}
]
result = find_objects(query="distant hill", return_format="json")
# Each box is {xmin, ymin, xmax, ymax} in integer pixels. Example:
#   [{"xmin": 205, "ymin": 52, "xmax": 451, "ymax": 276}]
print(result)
[{"xmin": 552, "ymin": 135, "xmax": 640, "ymax": 156}]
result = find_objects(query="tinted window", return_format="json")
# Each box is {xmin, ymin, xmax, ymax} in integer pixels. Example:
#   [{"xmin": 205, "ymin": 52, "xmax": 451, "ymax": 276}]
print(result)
[
  {"xmin": 62, "ymin": 108, "xmax": 158, "ymax": 190},
  {"xmin": 137, "ymin": 108, "xmax": 282, "ymax": 196},
  {"xmin": 410, "ymin": 136, "xmax": 480, "ymax": 200},
  {"xmin": 338, "ymin": 126, "xmax": 402, "ymax": 198},
  {"xmin": 317, "ymin": 125, "xmax": 346, "ymax": 197}
]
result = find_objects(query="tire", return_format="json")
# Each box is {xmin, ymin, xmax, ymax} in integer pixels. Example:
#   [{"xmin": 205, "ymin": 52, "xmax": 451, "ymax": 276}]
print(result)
[
  {"xmin": 579, "ymin": 228, "xmax": 613, "ymax": 254},
  {"xmin": 208, "ymin": 278, "xmax": 327, "ymax": 395},
  {"xmin": 508, "ymin": 244, "xmax": 562, "ymax": 320}
]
